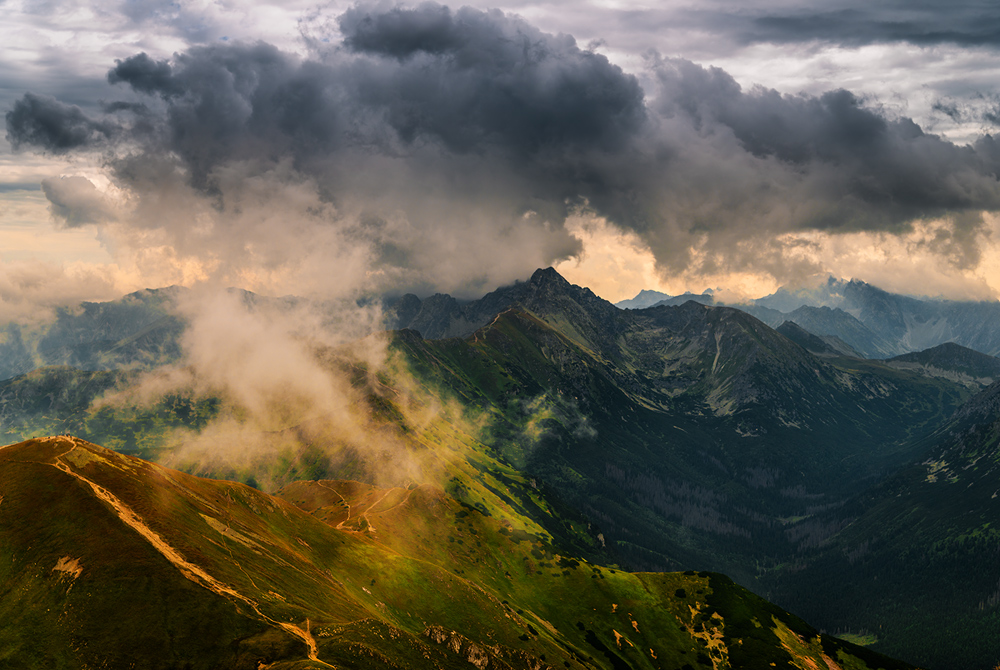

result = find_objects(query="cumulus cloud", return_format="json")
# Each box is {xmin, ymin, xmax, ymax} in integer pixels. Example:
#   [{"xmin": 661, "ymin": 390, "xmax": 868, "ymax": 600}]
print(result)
[
  {"xmin": 6, "ymin": 1, "xmax": 1000, "ymax": 295},
  {"xmin": 41, "ymin": 176, "xmax": 120, "ymax": 227},
  {"xmin": 340, "ymin": 2, "xmax": 466, "ymax": 58},
  {"xmin": 648, "ymin": 57, "xmax": 1000, "ymax": 235},
  {"xmin": 5, "ymin": 93, "xmax": 120, "ymax": 153}
]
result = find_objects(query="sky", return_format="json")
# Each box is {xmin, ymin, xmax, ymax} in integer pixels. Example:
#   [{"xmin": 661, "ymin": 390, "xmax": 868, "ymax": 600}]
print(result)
[{"xmin": 5, "ymin": 1, "xmax": 1000, "ymax": 312}]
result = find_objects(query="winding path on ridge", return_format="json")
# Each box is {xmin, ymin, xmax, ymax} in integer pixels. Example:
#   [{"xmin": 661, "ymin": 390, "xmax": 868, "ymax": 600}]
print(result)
[
  {"xmin": 42, "ymin": 437, "xmax": 331, "ymax": 666},
  {"xmin": 315, "ymin": 481, "xmax": 415, "ymax": 533}
]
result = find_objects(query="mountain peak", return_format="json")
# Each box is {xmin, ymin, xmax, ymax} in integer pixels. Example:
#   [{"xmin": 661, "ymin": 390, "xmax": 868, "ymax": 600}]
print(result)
[
  {"xmin": 886, "ymin": 341, "xmax": 1000, "ymax": 387},
  {"xmin": 384, "ymin": 266, "xmax": 637, "ymax": 362},
  {"xmin": 528, "ymin": 266, "xmax": 568, "ymax": 286},
  {"xmin": 616, "ymin": 289, "xmax": 673, "ymax": 310}
]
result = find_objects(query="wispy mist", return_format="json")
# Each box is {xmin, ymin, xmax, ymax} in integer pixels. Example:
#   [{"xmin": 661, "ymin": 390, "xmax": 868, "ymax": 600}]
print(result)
[{"xmin": 88, "ymin": 286, "xmax": 485, "ymax": 490}]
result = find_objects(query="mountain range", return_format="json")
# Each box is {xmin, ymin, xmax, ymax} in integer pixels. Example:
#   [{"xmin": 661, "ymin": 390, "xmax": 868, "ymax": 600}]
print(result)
[
  {"xmin": 2, "ymin": 269, "xmax": 1000, "ymax": 668},
  {"xmin": 615, "ymin": 276, "xmax": 1000, "ymax": 361},
  {"xmin": 8, "ymin": 271, "xmax": 1000, "ymax": 384}
]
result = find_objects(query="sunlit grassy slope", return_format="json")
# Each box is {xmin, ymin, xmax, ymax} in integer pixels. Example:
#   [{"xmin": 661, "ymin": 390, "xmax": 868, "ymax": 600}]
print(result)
[
  {"xmin": 0, "ymin": 436, "xmax": 910, "ymax": 670},
  {"xmin": 0, "ymin": 366, "xmax": 219, "ymax": 457}
]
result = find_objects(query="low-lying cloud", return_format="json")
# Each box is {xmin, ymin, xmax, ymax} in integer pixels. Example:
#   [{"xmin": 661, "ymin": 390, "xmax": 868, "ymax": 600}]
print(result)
[{"xmin": 94, "ymin": 287, "xmax": 473, "ymax": 490}]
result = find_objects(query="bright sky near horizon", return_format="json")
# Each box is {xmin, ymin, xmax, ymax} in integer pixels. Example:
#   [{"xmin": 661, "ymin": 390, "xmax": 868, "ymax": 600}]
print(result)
[{"xmin": 5, "ymin": 0, "xmax": 1000, "ymax": 313}]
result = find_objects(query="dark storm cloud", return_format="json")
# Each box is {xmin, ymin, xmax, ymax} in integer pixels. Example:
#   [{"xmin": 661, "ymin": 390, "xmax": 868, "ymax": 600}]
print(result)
[
  {"xmin": 99, "ymin": 4, "xmax": 645, "ymax": 181},
  {"xmin": 100, "ymin": 101, "xmax": 152, "ymax": 115},
  {"xmin": 339, "ymin": 3, "xmax": 646, "ymax": 155},
  {"xmin": 5, "ymin": 93, "xmax": 120, "ymax": 153},
  {"xmin": 7, "ymin": 2, "xmax": 1000, "ymax": 289},
  {"xmin": 677, "ymin": 2, "xmax": 1000, "ymax": 49},
  {"xmin": 93, "ymin": 3, "xmax": 647, "ymax": 262},
  {"xmin": 653, "ymin": 58, "xmax": 1000, "ymax": 228},
  {"xmin": 34, "ymin": 3, "xmax": 637, "ymax": 293},
  {"xmin": 339, "ymin": 2, "xmax": 466, "ymax": 58},
  {"xmin": 105, "ymin": 44, "xmax": 309, "ymax": 188},
  {"xmin": 108, "ymin": 53, "xmax": 181, "ymax": 97}
]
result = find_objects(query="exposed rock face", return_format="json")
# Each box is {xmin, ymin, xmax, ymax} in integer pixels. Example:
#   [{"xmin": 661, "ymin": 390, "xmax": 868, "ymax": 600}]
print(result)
[
  {"xmin": 386, "ymin": 267, "xmax": 624, "ymax": 353},
  {"xmin": 422, "ymin": 626, "xmax": 550, "ymax": 670}
]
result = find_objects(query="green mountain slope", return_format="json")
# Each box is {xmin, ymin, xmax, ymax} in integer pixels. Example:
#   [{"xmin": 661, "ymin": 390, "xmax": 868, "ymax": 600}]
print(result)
[
  {"xmin": 0, "ymin": 436, "xmax": 911, "ymax": 670},
  {"xmin": 390, "ymin": 293, "xmax": 970, "ymax": 578},
  {"xmin": 0, "ymin": 287, "xmax": 187, "ymax": 381},
  {"xmin": 884, "ymin": 341, "xmax": 1000, "ymax": 387},
  {"xmin": 0, "ymin": 366, "xmax": 221, "ymax": 458},
  {"xmin": 781, "ymin": 305, "xmax": 898, "ymax": 359},
  {"xmin": 767, "ymin": 381, "xmax": 1000, "ymax": 670},
  {"xmin": 775, "ymin": 321, "xmax": 862, "ymax": 358}
]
